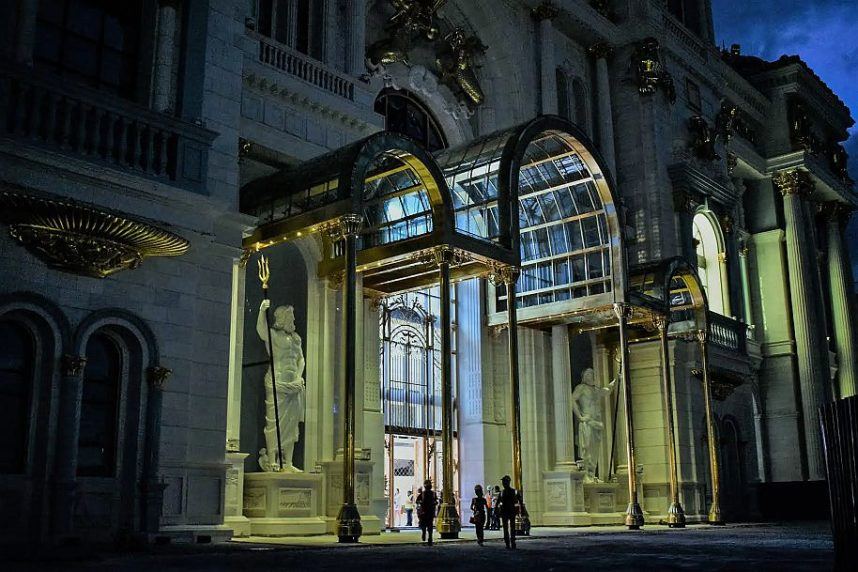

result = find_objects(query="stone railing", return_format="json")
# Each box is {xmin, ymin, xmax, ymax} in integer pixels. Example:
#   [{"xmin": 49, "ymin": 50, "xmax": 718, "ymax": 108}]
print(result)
[
  {"xmin": 708, "ymin": 311, "xmax": 748, "ymax": 354},
  {"xmin": 0, "ymin": 63, "xmax": 215, "ymax": 193},
  {"xmin": 255, "ymin": 34, "xmax": 355, "ymax": 102}
]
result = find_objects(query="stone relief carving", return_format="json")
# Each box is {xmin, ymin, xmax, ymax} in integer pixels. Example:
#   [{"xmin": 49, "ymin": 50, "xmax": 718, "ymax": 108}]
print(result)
[
  {"xmin": 366, "ymin": 0, "xmax": 487, "ymax": 112},
  {"xmin": 688, "ymin": 115, "xmax": 720, "ymax": 161},
  {"xmin": 279, "ymin": 488, "xmax": 312, "ymax": 510},
  {"xmin": 257, "ymin": 300, "xmax": 306, "ymax": 473}
]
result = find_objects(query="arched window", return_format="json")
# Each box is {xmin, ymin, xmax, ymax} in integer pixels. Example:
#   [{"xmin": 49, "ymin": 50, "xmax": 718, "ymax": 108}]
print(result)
[
  {"xmin": 692, "ymin": 211, "xmax": 728, "ymax": 315},
  {"xmin": 572, "ymin": 78, "xmax": 589, "ymax": 136},
  {"xmin": 78, "ymin": 332, "xmax": 122, "ymax": 477},
  {"xmin": 0, "ymin": 321, "xmax": 34, "ymax": 474},
  {"xmin": 375, "ymin": 90, "xmax": 447, "ymax": 152},
  {"xmin": 556, "ymin": 69, "xmax": 571, "ymax": 121}
]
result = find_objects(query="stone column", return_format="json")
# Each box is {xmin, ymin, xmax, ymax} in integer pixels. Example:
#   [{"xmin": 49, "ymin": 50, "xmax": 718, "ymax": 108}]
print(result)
[
  {"xmin": 551, "ymin": 324, "xmax": 575, "ymax": 466},
  {"xmin": 336, "ymin": 214, "xmax": 362, "ymax": 542},
  {"xmin": 737, "ymin": 237, "xmax": 754, "ymax": 328},
  {"xmin": 532, "ymin": 3, "xmax": 559, "ymax": 115},
  {"xmin": 435, "ymin": 247, "xmax": 461, "ymax": 538},
  {"xmin": 717, "ymin": 251, "xmax": 732, "ymax": 317},
  {"xmin": 346, "ymin": 0, "xmax": 366, "ymax": 75},
  {"xmin": 824, "ymin": 202, "xmax": 858, "ymax": 398},
  {"xmin": 142, "ymin": 366, "xmax": 171, "ymax": 534},
  {"xmin": 772, "ymin": 169, "xmax": 827, "ymax": 480},
  {"xmin": 53, "ymin": 354, "xmax": 87, "ymax": 536},
  {"xmin": 589, "ymin": 42, "xmax": 616, "ymax": 176},
  {"xmin": 152, "ymin": 0, "xmax": 180, "ymax": 112},
  {"xmin": 14, "ymin": 0, "xmax": 39, "ymax": 65}
]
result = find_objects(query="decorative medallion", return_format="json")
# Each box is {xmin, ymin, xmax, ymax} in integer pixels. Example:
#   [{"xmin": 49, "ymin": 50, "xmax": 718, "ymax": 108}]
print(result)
[{"xmin": 0, "ymin": 191, "xmax": 190, "ymax": 278}]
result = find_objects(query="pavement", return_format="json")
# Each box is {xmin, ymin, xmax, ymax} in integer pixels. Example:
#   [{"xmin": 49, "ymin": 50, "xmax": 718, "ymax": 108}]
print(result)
[{"xmin": 3, "ymin": 522, "xmax": 835, "ymax": 571}]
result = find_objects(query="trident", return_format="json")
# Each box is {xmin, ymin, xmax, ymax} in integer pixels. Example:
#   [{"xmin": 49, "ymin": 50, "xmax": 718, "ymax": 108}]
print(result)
[{"xmin": 258, "ymin": 254, "xmax": 284, "ymax": 471}]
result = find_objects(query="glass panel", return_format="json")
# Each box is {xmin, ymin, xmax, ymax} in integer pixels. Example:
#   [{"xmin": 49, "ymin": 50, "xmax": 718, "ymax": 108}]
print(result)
[{"xmin": 78, "ymin": 333, "xmax": 121, "ymax": 477}]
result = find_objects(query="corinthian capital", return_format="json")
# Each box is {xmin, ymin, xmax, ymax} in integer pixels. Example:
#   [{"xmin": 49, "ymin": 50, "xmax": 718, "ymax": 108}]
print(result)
[
  {"xmin": 61, "ymin": 354, "xmax": 87, "ymax": 377},
  {"xmin": 337, "ymin": 213, "xmax": 363, "ymax": 238},
  {"xmin": 147, "ymin": 366, "xmax": 172, "ymax": 390},
  {"xmin": 772, "ymin": 169, "xmax": 814, "ymax": 198},
  {"xmin": 820, "ymin": 201, "xmax": 854, "ymax": 224}
]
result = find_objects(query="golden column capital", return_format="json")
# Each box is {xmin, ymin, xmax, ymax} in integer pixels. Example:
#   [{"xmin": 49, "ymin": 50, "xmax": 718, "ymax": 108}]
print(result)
[
  {"xmin": 61, "ymin": 354, "xmax": 87, "ymax": 377},
  {"xmin": 772, "ymin": 169, "xmax": 814, "ymax": 198},
  {"xmin": 147, "ymin": 365, "xmax": 172, "ymax": 390},
  {"xmin": 695, "ymin": 328, "xmax": 708, "ymax": 344},
  {"xmin": 432, "ymin": 245, "xmax": 455, "ymax": 267},
  {"xmin": 612, "ymin": 302, "xmax": 632, "ymax": 321},
  {"xmin": 652, "ymin": 313, "xmax": 668, "ymax": 332},
  {"xmin": 337, "ymin": 213, "xmax": 363, "ymax": 238},
  {"xmin": 820, "ymin": 200, "xmax": 854, "ymax": 224}
]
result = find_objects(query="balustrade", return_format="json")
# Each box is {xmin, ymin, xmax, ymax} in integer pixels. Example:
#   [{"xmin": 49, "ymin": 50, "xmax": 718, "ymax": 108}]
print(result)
[
  {"xmin": 708, "ymin": 311, "xmax": 748, "ymax": 354},
  {"xmin": 0, "ymin": 64, "xmax": 214, "ymax": 193}
]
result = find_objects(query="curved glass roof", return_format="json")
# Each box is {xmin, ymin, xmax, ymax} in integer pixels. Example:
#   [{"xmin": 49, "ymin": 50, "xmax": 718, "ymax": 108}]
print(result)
[
  {"xmin": 629, "ymin": 256, "xmax": 709, "ymax": 332},
  {"xmin": 435, "ymin": 116, "xmax": 625, "ymax": 324}
]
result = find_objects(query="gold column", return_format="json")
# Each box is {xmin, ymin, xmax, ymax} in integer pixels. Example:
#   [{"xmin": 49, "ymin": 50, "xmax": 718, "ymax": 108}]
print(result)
[
  {"xmin": 697, "ymin": 328, "xmax": 723, "ymax": 525},
  {"xmin": 614, "ymin": 303, "xmax": 644, "ymax": 529},
  {"xmin": 500, "ymin": 265, "xmax": 531, "ymax": 535},
  {"xmin": 336, "ymin": 213, "xmax": 362, "ymax": 542},
  {"xmin": 435, "ymin": 246, "xmax": 461, "ymax": 538},
  {"xmin": 655, "ymin": 315, "xmax": 685, "ymax": 527}
]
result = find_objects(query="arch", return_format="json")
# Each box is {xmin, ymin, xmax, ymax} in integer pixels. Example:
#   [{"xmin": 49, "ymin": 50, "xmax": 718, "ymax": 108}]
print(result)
[
  {"xmin": 571, "ymin": 77, "xmax": 590, "ymax": 137},
  {"xmin": 629, "ymin": 255, "xmax": 709, "ymax": 331},
  {"xmin": 0, "ymin": 291, "xmax": 72, "ymax": 349},
  {"xmin": 374, "ymin": 88, "xmax": 448, "ymax": 152},
  {"xmin": 692, "ymin": 210, "xmax": 728, "ymax": 315},
  {"xmin": 242, "ymin": 130, "xmax": 456, "ymax": 250},
  {"xmin": 435, "ymin": 115, "xmax": 625, "ymax": 321},
  {"xmin": 73, "ymin": 308, "xmax": 159, "ymax": 366}
]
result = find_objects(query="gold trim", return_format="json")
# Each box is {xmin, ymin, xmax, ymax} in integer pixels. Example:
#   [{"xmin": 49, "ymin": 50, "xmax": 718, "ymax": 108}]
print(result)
[{"xmin": 0, "ymin": 191, "xmax": 189, "ymax": 278}]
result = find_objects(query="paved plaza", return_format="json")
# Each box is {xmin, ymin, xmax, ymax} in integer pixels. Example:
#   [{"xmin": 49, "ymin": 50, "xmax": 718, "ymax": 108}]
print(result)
[{"xmin": 4, "ymin": 522, "xmax": 834, "ymax": 571}]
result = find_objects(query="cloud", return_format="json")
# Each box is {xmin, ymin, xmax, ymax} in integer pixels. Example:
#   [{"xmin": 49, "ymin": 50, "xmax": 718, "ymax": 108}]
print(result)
[{"xmin": 712, "ymin": 0, "xmax": 858, "ymax": 178}]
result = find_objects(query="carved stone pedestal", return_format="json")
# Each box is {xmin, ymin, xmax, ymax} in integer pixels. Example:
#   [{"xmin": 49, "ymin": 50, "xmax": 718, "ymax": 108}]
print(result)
[
  {"xmin": 320, "ymin": 458, "xmax": 383, "ymax": 535},
  {"xmin": 243, "ymin": 472, "xmax": 327, "ymax": 536},
  {"xmin": 541, "ymin": 467, "xmax": 591, "ymax": 525},
  {"xmin": 583, "ymin": 481, "xmax": 623, "ymax": 525},
  {"xmin": 225, "ymin": 452, "xmax": 251, "ymax": 537}
]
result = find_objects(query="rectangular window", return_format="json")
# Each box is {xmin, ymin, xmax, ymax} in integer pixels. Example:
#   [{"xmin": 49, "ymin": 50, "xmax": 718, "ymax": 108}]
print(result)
[{"xmin": 685, "ymin": 78, "xmax": 702, "ymax": 113}]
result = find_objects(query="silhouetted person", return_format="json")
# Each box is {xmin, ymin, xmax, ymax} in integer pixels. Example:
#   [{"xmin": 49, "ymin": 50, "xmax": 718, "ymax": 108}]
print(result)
[
  {"xmin": 499, "ymin": 475, "xmax": 519, "ymax": 549},
  {"xmin": 417, "ymin": 479, "xmax": 438, "ymax": 545},
  {"xmin": 491, "ymin": 485, "xmax": 501, "ymax": 529},
  {"xmin": 471, "ymin": 484, "xmax": 487, "ymax": 545}
]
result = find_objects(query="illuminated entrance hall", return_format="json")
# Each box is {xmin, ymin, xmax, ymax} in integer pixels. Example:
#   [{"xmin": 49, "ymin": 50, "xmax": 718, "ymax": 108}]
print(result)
[
  {"xmin": 225, "ymin": 115, "xmax": 724, "ymax": 541},
  {"xmin": 380, "ymin": 289, "xmax": 458, "ymax": 529}
]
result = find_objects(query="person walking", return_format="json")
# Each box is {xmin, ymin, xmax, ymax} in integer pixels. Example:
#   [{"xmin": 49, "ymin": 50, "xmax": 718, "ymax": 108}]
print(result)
[
  {"xmin": 470, "ymin": 484, "xmax": 488, "ymax": 545},
  {"xmin": 491, "ymin": 485, "xmax": 502, "ymax": 530},
  {"xmin": 404, "ymin": 489, "xmax": 415, "ymax": 527},
  {"xmin": 417, "ymin": 480, "xmax": 438, "ymax": 545},
  {"xmin": 499, "ymin": 475, "xmax": 520, "ymax": 549},
  {"xmin": 485, "ymin": 487, "xmax": 493, "ymax": 532}
]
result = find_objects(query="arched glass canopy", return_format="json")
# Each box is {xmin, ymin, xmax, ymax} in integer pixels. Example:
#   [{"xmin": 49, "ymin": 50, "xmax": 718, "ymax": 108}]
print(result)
[
  {"xmin": 628, "ymin": 256, "xmax": 709, "ymax": 335},
  {"xmin": 435, "ymin": 116, "xmax": 626, "ymax": 326},
  {"xmin": 241, "ymin": 131, "xmax": 515, "ymax": 295}
]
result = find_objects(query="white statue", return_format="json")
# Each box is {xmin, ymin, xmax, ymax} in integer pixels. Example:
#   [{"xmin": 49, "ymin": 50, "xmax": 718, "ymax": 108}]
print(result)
[
  {"xmin": 570, "ymin": 367, "xmax": 617, "ymax": 482},
  {"xmin": 257, "ymin": 300, "xmax": 305, "ymax": 472}
]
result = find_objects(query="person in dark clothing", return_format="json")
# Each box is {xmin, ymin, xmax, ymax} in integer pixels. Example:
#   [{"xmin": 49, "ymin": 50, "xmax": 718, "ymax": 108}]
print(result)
[
  {"xmin": 470, "ymin": 484, "xmax": 488, "ymax": 545},
  {"xmin": 416, "ymin": 479, "xmax": 438, "ymax": 545},
  {"xmin": 491, "ymin": 485, "xmax": 502, "ymax": 529},
  {"xmin": 499, "ymin": 475, "xmax": 519, "ymax": 549}
]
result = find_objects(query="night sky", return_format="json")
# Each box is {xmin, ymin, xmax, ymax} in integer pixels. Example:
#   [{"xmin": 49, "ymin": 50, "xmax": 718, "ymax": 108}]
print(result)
[
  {"xmin": 711, "ymin": 0, "xmax": 858, "ymax": 285},
  {"xmin": 711, "ymin": 0, "xmax": 858, "ymax": 166}
]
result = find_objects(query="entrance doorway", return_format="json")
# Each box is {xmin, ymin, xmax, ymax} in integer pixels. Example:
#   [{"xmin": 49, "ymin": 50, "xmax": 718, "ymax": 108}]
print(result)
[{"xmin": 380, "ymin": 289, "xmax": 458, "ymax": 529}]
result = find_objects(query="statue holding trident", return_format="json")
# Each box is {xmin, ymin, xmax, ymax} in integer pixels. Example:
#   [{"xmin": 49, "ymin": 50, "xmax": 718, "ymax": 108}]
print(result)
[
  {"xmin": 570, "ymin": 365, "xmax": 619, "ymax": 482},
  {"xmin": 257, "ymin": 255, "xmax": 306, "ymax": 472}
]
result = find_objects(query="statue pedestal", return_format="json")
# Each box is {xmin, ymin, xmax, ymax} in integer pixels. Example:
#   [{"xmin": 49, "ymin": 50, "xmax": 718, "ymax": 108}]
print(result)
[
  {"xmin": 243, "ymin": 472, "xmax": 327, "ymax": 536},
  {"xmin": 541, "ymin": 467, "xmax": 591, "ymax": 525},
  {"xmin": 541, "ymin": 466, "xmax": 626, "ymax": 525},
  {"xmin": 319, "ymin": 458, "xmax": 383, "ymax": 535},
  {"xmin": 583, "ymin": 481, "xmax": 623, "ymax": 525},
  {"xmin": 225, "ymin": 452, "xmax": 252, "ymax": 537}
]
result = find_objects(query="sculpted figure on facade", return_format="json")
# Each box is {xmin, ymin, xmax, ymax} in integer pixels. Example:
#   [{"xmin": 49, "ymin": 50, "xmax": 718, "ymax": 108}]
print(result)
[
  {"xmin": 632, "ymin": 37, "xmax": 676, "ymax": 104},
  {"xmin": 435, "ymin": 28, "xmax": 487, "ymax": 108},
  {"xmin": 257, "ymin": 300, "xmax": 306, "ymax": 472},
  {"xmin": 570, "ymin": 367, "xmax": 617, "ymax": 482},
  {"xmin": 366, "ymin": 0, "xmax": 446, "ymax": 67}
]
